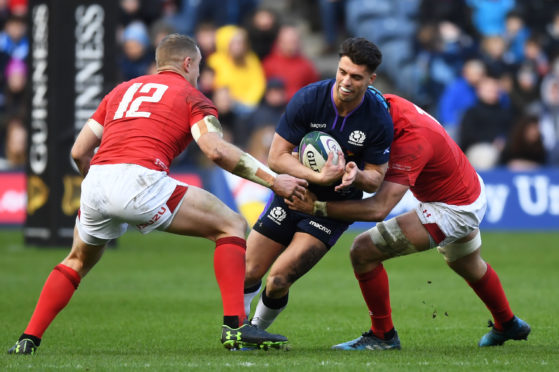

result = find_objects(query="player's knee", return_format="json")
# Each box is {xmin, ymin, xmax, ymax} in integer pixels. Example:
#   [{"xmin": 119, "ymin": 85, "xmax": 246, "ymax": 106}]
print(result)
[
  {"xmin": 220, "ymin": 212, "xmax": 248, "ymax": 238},
  {"xmin": 245, "ymin": 262, "xmax": 266, "ymax": 285},
  {"xmin": 265, "ymin": 273, "xmax": 290, "ymax": 296},
  {"xmin": 349, "ymin": 233, "xmax": 379, "ymax": 268}
]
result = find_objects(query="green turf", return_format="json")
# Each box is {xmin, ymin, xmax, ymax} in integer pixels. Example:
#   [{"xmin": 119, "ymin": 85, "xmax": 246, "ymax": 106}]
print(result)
[{"xmin": 1, "ymin": 229, "xmax": 558, "ymax": 371}]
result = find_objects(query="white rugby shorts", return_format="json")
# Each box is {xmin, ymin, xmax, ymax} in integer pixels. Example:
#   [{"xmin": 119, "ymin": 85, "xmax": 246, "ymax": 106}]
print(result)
[
  {"xmin": 415, "ymin": 174, "xmax": 487, "ymax": 247},
  {"xmin": 76, "ymin": 164, "xmax": 188, "ymax": 245}
]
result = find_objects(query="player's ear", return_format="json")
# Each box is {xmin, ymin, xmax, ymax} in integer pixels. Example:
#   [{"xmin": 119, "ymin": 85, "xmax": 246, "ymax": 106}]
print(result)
[
  {"xmin": 183, "ymin": 56, "xmax": 191, "ymax": 73},
  {"xmin": 369, "ymin": 73, "xmax": 377, "ymax": 85}
]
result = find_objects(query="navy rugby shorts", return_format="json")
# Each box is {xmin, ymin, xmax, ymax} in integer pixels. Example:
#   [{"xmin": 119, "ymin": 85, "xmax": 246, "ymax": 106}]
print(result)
[{"xmin": 252, "ymin": 194, "xmax": 351, "ymax": 248}]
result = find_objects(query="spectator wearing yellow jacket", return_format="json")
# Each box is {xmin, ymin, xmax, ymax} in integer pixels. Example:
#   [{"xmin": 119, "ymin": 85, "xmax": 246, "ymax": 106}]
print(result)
[{"xmin": 207, "ymin": 25, "xmax": 266, "ymax": 116}]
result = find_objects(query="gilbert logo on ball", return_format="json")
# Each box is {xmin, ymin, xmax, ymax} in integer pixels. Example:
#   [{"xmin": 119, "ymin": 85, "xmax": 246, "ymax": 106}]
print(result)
[{"xmin": 299, "ymin": 131, "xmax": 342, "ymax": 172}]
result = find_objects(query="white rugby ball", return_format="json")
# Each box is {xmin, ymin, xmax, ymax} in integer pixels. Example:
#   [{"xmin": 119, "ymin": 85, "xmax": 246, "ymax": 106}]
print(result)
[{"xmin": 298, "ymin": 131, "xmax": 342, "ymax": 172}]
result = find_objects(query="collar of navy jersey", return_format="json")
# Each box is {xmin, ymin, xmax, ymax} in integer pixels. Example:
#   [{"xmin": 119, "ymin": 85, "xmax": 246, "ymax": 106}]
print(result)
[{"xmin": 329, "ymin": 83, "xmax": 366, "ymax": 131}]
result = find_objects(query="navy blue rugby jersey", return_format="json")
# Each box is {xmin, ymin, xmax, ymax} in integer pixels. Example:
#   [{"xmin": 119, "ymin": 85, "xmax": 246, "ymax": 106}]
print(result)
[{"xmin": 276, "ymin": 79, "xmax": 394, "ymax": 201}]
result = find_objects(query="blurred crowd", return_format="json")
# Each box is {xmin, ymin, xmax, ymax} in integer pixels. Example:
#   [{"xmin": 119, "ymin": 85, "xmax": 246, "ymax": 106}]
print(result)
[{"xmin": 1, "ymin": 0, "xmax": 559, "ymax": 171}]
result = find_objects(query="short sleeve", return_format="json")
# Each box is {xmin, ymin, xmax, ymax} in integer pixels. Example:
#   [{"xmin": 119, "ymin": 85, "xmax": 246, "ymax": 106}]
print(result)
[
  {"xmin": 187, "ymin": 90, "xmax": 219, "ymax": 127},
  {"xmin": 91, "ymin": 94, "xmax": 109, "ymax": 126},
  {"xmin": 276, "ymin": 88, "xmax": 309, "ymax": 146},
  {"xmin": 385, "ymin": 134, "xmax": 432, "ymax": 187}
]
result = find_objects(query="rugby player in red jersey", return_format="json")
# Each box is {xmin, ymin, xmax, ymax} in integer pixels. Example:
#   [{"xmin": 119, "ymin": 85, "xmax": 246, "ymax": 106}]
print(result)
[
  {"xmin": 287, "ymin": 93, "xmax": 530, "ymax": 349},
  {"xmin": 8, "ymin": 34, "xmax": 307, "ymax": 355}
]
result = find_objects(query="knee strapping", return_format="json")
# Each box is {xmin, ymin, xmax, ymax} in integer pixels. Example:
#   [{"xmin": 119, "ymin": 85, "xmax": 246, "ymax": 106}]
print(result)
[{"xmin": 368, "ymin": 218, "xmax": 418, "ymax": 258}]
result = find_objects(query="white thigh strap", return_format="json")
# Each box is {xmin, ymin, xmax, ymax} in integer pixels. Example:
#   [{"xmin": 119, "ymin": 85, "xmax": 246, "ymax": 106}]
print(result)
[{"xmin": 437, "ymin": 230, "xmax": 482, "ymax": 262}]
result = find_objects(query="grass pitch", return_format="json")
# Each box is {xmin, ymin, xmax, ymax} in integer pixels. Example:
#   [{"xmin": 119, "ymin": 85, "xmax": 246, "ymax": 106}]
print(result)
[{"xmin": 1, "ymin": 228, "xmax": 558, "ymax": 371}]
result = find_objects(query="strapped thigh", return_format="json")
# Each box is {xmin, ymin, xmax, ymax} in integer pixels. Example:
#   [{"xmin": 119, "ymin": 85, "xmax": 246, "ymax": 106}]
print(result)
[{"xmin": 437, "ymin": 230, "xmax": 482, "ymax": 262}]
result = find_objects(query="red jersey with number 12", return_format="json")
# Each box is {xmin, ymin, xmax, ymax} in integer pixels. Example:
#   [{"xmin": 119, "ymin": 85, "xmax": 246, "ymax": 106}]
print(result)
[
  {"xmin": 384, "ymin": 94, "xmax": 480, "ymax": 205},
  {"xmin": 90, "ymin": 71, "xmax": 218, "ymax": 172}
]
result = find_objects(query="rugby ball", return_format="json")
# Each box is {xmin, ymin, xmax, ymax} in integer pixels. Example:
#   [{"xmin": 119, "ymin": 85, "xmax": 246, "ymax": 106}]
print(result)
[{"xmin": 299, "ymin": 131, "xmax": 342, "ymax": 172}]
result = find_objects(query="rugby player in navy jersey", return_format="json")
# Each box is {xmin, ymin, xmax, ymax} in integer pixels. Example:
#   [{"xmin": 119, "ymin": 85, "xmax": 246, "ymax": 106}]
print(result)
[{"xmin": 243, "ymin": 38, "xmax": 394, "ymax": 331}]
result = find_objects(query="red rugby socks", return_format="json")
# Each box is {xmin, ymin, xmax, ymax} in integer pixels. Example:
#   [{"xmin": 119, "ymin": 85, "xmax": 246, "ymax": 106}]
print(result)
[
  {"xmin": 24, "ymin": 264, "xmax": 81, "ymax": 338},
  {"xmin": 468, "ymin": 263, "xmax": 514, "ymax": 331},
  {"xmin": 355, "ymin": 264, "xmax": 394, "ymax": 339},
  {"xmin": 214, "ymin": 237, "xmax": 247, "ymax": 328}
]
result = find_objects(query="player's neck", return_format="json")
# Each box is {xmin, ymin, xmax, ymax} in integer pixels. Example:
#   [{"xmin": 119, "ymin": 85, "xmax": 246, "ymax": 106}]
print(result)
[
  {"xmin": 157, "ymin": 66, "xmax": 187, "ymax": 80},
  {"xmin": 334, "ymin": 96, "xmax": 363, "ymax": 117}
]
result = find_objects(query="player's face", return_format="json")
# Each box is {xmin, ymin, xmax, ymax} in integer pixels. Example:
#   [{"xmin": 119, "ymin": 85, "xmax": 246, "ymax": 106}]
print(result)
[{"xmin": 334, "ymin": 56, "xmax": 375, "ymax": 104}]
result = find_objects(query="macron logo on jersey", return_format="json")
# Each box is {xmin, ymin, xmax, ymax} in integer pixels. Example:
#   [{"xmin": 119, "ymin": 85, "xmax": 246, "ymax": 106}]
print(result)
[
  {"xmin": 310, "ymin": 122, "xmax": 327, "ymax": 129},
  {"xmin": 383, "ymin": 147, "xmax": 390, "ymax": 155}
]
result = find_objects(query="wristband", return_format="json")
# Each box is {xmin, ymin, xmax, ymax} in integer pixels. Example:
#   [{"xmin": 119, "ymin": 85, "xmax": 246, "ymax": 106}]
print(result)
[{"xmin": 313, "ymin": 201, "xmax": 328, "ymax": 217}]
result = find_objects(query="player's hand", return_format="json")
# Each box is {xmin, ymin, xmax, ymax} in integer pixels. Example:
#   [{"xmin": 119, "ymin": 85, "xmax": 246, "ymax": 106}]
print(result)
[
  {"xmin": 285, "ymin": 191, "xmax": 317, "ymax": 214},
  {"xmin": 335, "ymin": 161, "xmax": 358, "ymax": 192},
  {"xmin": 317, "ymin": 151, "xmax": 345, "ymax": 186},
  {"xmin": 272, "ymin": 174, "xmax": 308, "ymax": 200}
]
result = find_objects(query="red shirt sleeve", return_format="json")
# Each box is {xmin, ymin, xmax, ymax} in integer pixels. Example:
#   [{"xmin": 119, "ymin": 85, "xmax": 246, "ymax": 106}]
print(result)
[
  {"xmin": 187, "ymin": 89, "xmax": 218, "ymax": 127},
  {"xmin": 91, "ymin": 93, "xmax": 110, "ymax": 126}
]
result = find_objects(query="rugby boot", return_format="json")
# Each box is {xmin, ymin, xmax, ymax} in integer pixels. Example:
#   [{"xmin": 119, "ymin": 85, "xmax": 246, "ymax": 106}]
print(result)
[
  {"xmin": 7, "ymin": 338, "xmax": 38, "ymax": 355},
  {"xmin": 221, "ymin": 320, "xmax": 288, "ymax": 350},
  {"xmin": 332, "ymin": 329, "xmax": 401, "ymax": 350},
  {"xmin": 478, "ymin": 316, "xmax": 531, "ymax": 347}
]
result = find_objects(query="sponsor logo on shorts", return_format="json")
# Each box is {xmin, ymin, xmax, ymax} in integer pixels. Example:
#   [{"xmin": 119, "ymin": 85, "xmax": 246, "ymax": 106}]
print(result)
[
  {"xmin": 137, "ymin": 206, "xmax": 167, "ymax": 230},
  {"xmin": 309, "ymin": 220, "xmax": 332, "ymax": 234},
  {"xmin": 310, "ymin": 122, "xmax": 327, "ymax": 128},
  {"xmin": 348, "ymin": 130, "xmax": 366, "ymax": 146},
  {"xmin": 267, "ymin": 206, "xmax": 287, "ymax": 225}
]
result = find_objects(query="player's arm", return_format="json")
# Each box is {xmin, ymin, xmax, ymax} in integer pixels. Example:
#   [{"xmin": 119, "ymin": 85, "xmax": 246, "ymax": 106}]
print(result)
[
  {"xmin": 335, "ymin": 161, "xmax": 388, "ymax": 193},
  {"xmin": 268, "ymin": 133, "xmax": 345, "ymax": 186},
  {"xmin": 194, "ymin": 116, "xmax": 308, "ymax": 200},
  {"xmin": 71, "ymin": 119, "xmax": 103, "ymax": 177},
  {"xmin": 286, "ymin": 180, "xmax": 409, "ymax": 222}
]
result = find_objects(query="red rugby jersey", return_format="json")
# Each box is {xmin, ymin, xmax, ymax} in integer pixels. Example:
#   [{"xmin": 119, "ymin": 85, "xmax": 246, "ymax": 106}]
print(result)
[
  {"xmin": 384, "ymin": 94, "xmax": 481, "ymax": 205},
  {"xmin": 90, "ymin": 71, "xmax": 218, "ymax": 172}
]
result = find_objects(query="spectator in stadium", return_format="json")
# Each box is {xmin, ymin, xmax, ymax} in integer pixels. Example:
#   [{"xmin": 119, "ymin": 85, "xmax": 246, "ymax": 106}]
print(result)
[
  {"xmin": 502, "ymin": 10, "xmax": 530, "ymax": 66},
  {"xmin": 318, "ymin": 0, "xmax": 346, "ymax": 55},
  {"xmin": 244, "ymin": 7, "xmax": 280, "ymax": 60},
  {"xmin": 262, "ymin": 24, "xmax": 320, "ymax": 101},
  {"xmin": 0, "ymin": 14, "xmax": 27, "ymax": 61},
  {"xmin": 2, "ymin": 57, "xmax": 26, "ymax": 117},
  {"xmin": 287, "ymin": 93, "xmax": 531, "ymax": 350},
  {"xmin": 194, "ymin": 22, "xmax": 216, "ymax": 71},
  {"xmin": 7, "ymin": 33, "xmax": 308, "ymax": 355},
  {"xmin": 508, "ymin": 63, "xmax": 541, "ymax": 116},
  {"xmin": 538, "ymin": 69, "xmax": 559, "ymax": 165},
  {"xmin": 479, "ymin": 35, "xmax": 513, "ymax": 77},
  {"xmin": 459, "ymin": 75, "xmax": 513, "ymax": 169},
  {"xmin": 118, "ymin": 0, "xmax": 162, "ymax": 28},
  {"xmin": 242, "ymin": 78, "xmax": 288, "ymax": 145},
  {"xmin": 466, "ymin": 0, "xmax": 515, "ymax": 37},
  {"xmin": 412, "ymin": 21, "xmax": 476, "ymax": 112},
  {"xmin": 0, "ymin": 114, "xmax": 26, "ymax": 170},
  {"xmin": 119, "ymin": 21, "xmax": 155, "ymax": 80},
  {"xmin": 543, "ymin": 10, "xmax": 559, "ymax": 60},
  {"xmin": 207, "ymin": 25, "xmax": 266, "ymax": 116},
  {"xmin": 500, "ymin": 115, "xmax": 547, "ymax": 170},
  {"xmin": 243, "ymin": 38, "xmax": 394, "ymax": 333},
  {"xmin": 522, "ymin": 35, "xmax": 550, "ymax": 79},
  {"xmin": 438, "ymin": 58, "xmax": 486, "ymax": 140}
]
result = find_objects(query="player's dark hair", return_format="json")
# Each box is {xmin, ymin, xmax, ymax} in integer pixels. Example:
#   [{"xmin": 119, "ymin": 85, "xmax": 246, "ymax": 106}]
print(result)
[
  {"xmin": 339, "ymin": 37, "xmax": 382, "ymax": 73},
  {"xmin": 156, "ymin": 33, "xmax": 199, "ymax": 68}
]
